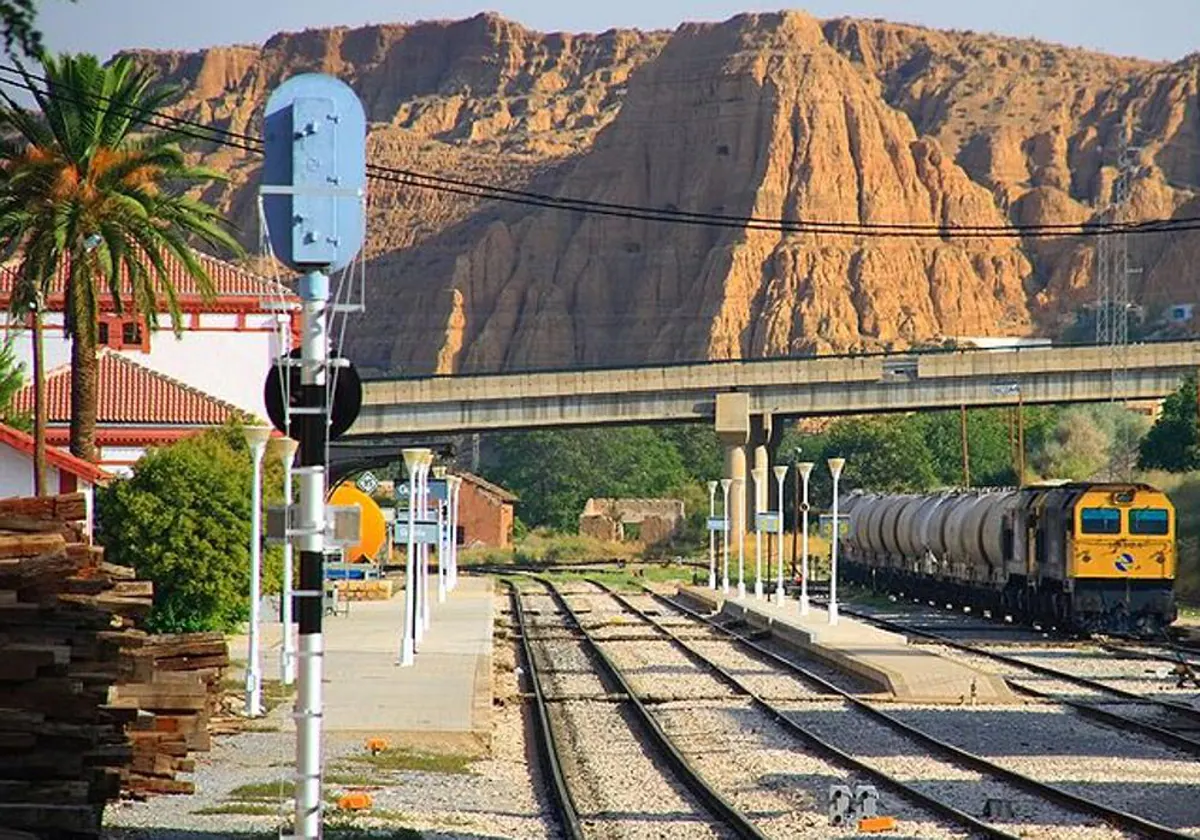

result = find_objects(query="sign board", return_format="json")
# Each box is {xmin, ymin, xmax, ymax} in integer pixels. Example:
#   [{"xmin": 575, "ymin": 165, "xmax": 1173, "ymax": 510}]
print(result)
[
  {"xmin": 393, "ymin": 520, "xmax": 440, "ymax": 545},
  {"xmin": 756, "ymin": 512, "xmax": 781, "ymax": 532},
  {"xmin": 706, "ymin": 517, "xmax": 727, "ymax": 532},
  {"xmin": 394, "ymin": 479, "xmax": 447, "ymax": 504},
  {"xmin": 355, "ymin": 471, "xmax": 379, "ymax": 495}
]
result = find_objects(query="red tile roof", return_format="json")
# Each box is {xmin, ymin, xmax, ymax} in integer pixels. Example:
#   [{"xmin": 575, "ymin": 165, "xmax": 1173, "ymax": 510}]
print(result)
[
  {"xmin": 0, "ymin": 422, "xmax": 112, "ymax": 483},
  {"xmin": 12, "ymin": 350, "xmax": 245, "ymax": 426},
  {"xmin": 0, "ymin": 250, "xmax": 295, "ymax": 305}
]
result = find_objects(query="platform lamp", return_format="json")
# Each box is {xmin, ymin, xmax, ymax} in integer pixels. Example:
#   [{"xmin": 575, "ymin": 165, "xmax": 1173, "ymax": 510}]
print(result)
[
  {"xmin": 797, "ymin": 461, "xmax": 815, "ymax": 616},
  {"xmin": 417, "ymin": 450, "xmax": 434, "ymax": 637},
  {"xmin": 242, "ymin": 423, "xmax": 273, "ymax": 717},
  {"xmin": 720, "ymin": 478, "xmax": 733, "ymax": 595},
  {"xmin": 399, "ymin": 448, "xmax": 424, "ymax": 666},
  {"xmin": 828, "ymin": 457, "xmax": 846, "ymax": 626},
  {"xmin": 271, "ymin": 436, "xmax": 300, "ymax": 685},
  {"xmin": 750, "ymin": 467, "xmax": 767, "ymax": 599},
  {"xmin": 707, "ymin": 481, "xmax": 718, "ymax": 590},
  {"xmin": 447, "ymin": 475, "xmax": 462, "ymax": 592},
  {"xmin": 774, "ymin": 465, "xmax": 788, "ymax": 606},
  {"xmin": 734, "ymin": 477, "xmax": 746, "ymax": 599}
]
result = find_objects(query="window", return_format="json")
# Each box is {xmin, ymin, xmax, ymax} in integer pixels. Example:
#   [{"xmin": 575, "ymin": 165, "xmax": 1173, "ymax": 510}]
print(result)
[
  {"xmin": 98, "ymin": 322, "xmax": 109, "ymax": 345},
  {"xmin": 122, "ymin": 321, "xmax": 142, "ymax": 345},
  {"xmin": 1080, "ymin": 507, "xmax": 1120, "ymax": 534},
  {"xmin": 1129, "ymin": 508, "xmax": 1170, "ymax": 536}
]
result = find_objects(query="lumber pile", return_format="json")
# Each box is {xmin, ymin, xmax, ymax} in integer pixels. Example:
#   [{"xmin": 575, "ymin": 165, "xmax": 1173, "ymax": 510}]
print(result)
[
  {"xmin": 112, "ymin": 631, "xmax": 229, "ymax": 796},
  {"xmin": 0, "ymin": 492, "xmax": 230, "ymax": 837}
]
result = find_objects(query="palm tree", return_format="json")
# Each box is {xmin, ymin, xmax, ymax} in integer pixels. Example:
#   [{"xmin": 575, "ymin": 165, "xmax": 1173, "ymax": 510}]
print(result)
[{"xmin": 0, "ymin": 53, "xmax": 242, "ymax": 462}]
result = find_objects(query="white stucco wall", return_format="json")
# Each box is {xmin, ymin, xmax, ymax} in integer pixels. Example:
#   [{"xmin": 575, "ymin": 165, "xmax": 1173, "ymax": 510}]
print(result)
[
  {"xmin": 2, "ymin": 313, "xmax": 288, "ymax": 418},
  {"xmin": 0, "ymin": 444, "xmax": 73, "ymax": 498}
]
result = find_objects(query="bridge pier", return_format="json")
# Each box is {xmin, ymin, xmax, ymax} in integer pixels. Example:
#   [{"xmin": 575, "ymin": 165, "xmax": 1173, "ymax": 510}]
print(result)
[{"xmin": 715, "ymin": 394, "xmax": 749, "ymax": 555}]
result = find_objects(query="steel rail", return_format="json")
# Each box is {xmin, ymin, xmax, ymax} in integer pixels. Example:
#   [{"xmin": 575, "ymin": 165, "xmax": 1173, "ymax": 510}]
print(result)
[
  {"xmin": 835, "ymin": 604, "xmax": 1200, "ymax": 736},
  {"xmin": 633, "ymin": 584, "xmax": 1194, "ymax": 840},
  {"xmin": 538, "ymin": 578, "xmax": 770, "ymax": 840},
  {"xmin": 505, "ymin": 581, "xmax": 585, "ymax": 840},
  {"xmin": 577, "ymin": 580, "xmax": 1021, "ymax": 840}
]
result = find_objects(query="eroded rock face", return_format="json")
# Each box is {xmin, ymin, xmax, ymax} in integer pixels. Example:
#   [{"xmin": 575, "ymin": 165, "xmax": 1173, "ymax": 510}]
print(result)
[{"xmin": 130, "ymin": 12, "xmax": 1200, "ymax": 373}]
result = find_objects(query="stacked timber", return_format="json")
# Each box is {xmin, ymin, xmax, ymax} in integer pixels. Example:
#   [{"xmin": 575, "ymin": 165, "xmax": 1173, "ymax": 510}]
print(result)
[
  {"xmin": 0, "ymin": 492, "xmax": 143, "ymax": 837},
  {"xmin": 112, "ymin": 631, "xmax": 229, "ymax": 795},
  {"xmin": 0, "ymin": 492, "xmax": 231, "ymax": 837}
]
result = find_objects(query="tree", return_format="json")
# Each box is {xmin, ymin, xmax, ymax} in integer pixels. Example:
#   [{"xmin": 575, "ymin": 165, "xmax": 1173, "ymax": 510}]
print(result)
[
  {"xmin": 483, "ymin": 428, "xmax": 688, "ymax": 530},
  {"xmin": 916, "ymin": 408, "xmax": 1017, "ymax": 488},
  {"xmin": 96, "ymin": 423, "xmax": 283, "ymax": 633},
  {"xmin": 0, "ymin": 53, "xmax": 241, "ymax": 462},
  {"xmin": 0, "ymin": 1, "xmax": 72, "ymax": 58},
  {"xmin": 0, "ymin": 333, "xmax": 23, "ymax": 418},
  {"xmin": 1139, "ymin": 375, "xmax": 1200, "ymax": 472}
]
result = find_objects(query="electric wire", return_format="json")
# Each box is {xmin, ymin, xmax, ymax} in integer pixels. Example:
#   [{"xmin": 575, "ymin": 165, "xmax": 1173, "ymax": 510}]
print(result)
[{"xmin": 2, "ymin": 62, "xmax": 1199, "ymax": 240}]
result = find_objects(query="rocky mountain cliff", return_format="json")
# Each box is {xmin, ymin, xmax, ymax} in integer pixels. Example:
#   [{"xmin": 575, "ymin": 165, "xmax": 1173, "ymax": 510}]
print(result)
[{"xmin": 127, "ymin": 11, "xmax": 1200, "ymax": 374}]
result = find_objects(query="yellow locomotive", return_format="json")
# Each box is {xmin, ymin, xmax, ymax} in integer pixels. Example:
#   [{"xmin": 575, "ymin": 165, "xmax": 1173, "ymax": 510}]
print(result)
[{"xmin": 842, "ymin": 482, "xmax": 1176, "ymax": 637}]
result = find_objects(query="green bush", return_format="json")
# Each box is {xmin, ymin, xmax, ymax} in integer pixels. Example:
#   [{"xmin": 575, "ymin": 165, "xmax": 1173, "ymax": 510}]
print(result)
[{"xmin": 97, "ymin": 422, "xmax": 283, "ymax": 633}]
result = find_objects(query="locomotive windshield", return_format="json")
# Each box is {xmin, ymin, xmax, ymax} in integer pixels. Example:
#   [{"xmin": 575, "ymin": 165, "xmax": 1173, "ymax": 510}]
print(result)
[
  {"xmin": 1129, "ymin": 508, "xmax": 1170, "ymax": 536},
  {"xmin": 1080, "ymin": 508, "xmax": 1120, "ymax": 534}
]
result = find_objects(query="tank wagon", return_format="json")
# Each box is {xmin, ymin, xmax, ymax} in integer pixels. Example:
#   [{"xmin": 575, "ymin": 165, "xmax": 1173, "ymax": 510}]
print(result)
[{"xmin": 841, "ymin": 483, "xmax": 1176, "ymax": 636}]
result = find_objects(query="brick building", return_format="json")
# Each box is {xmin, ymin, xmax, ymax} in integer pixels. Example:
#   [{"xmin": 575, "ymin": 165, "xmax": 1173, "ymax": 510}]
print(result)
[{"xmin": 456, "ymin": 472, "xmax": 517, "ymax": 548}]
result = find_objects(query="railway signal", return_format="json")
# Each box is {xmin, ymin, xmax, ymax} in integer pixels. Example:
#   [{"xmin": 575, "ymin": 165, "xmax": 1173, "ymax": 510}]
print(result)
[{"xmin": 260, "ymin": 72, "xmax": 366, "ymax": 840}]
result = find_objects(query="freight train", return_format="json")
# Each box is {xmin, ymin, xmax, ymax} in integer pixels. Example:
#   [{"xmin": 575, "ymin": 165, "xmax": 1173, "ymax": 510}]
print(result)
[{"xmin": 841, "ymin": 483, "xmax": 1177, "ymax": 637}]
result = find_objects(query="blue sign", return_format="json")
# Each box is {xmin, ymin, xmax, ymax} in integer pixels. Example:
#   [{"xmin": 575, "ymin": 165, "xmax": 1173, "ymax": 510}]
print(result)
[
  {"xmin": 262, "ymin": 74, "xmax": 366, "ymax": 272},
  {"xmin": 756, "ymin": 512, "xmax": 781, "ymax": 532},
  {"xmin": 707, "ymin": 517, "xmax": 727, "ymax": 532},
  {"xmin": 393, "ymin": 520, "xmax": 440, "ymax": 545}
]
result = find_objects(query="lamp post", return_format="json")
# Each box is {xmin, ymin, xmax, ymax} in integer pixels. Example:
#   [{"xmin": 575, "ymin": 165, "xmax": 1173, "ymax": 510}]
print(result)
[
  {"xmin": 751, "ymin": 467, "xmax": 766, "ymax": 599},
  {"xmin": 773, "ymin": 465, "xmax": 787, "ymax": 605},
  {"xmin": 436, "ymin": 480, "xmax": 447, "ymax": 604},
  {"xmin": 399, "ymin": 448, "xmax": 424, "ymax": 666},
  {"xmin": 734, "ymin": 477, "xmax": 746, "ymax": 599},
  {"xmin": 791, "ymin": 448, "xmax": 801, "ymax": 579},
  {"xmin": 707, "ymin": 481, "xmax": 718, "ymax": 589},
  {"xmin": 242, "ymin": 424, "xmax": 272, "ymax": 717},
  {"xmin": 797, "ymin": 461, "xmax": 814, "ymax": 616},
  {"xmin": 720, "ymin": 478, "xmax": 732, "ymax": 595},
  {"xmin": 417, "ymin": 452, "xmax": 433, "ymax": 636},
  {"xmin": 273, "ymin": 436, "xmax": 300, "ymax": 685},
  {"xmin": 828, "ymin": 457, "xmax": 845, "ymax": 626},
  {"xmin": 447, "ymin": 476, "xmax": 462, "ymax": 591}
]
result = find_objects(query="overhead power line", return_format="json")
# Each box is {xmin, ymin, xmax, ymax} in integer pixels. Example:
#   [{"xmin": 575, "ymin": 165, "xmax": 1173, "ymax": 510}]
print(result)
[{"xmin": 1, "ymin": 62, "xmax": 1199, "ymax": 240}]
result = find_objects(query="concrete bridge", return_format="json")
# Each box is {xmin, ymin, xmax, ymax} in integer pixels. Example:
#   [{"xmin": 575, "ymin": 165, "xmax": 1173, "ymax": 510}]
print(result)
[{"xmin": 350, "ymin": 340, "xmax": 1200, "ymax": 535}]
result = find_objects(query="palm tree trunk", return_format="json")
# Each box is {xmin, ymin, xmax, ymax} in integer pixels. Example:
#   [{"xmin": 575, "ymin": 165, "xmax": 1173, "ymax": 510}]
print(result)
[
  {"xmin": 31, "ymin": 307, "xmax": 46, "ymax": 496},
  {"xmin": 69, "ymin": 329, "xmax": 99, "ymax": 463}
]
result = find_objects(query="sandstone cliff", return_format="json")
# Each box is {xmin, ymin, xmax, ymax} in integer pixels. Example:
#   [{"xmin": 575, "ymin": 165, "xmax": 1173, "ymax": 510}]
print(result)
[{"xmin": 127, "ymin": 11, "xmax": 1200, "ymax": 373}]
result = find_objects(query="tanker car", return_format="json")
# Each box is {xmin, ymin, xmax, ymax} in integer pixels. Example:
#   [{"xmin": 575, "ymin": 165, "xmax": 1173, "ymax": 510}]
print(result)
[{"xmin": 841, "ymin": 483, "xmax": 1177, "ymax": 637}]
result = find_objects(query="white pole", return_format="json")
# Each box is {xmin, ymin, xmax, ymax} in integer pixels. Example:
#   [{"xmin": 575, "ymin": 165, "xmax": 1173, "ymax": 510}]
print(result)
[
  {"xmin": 421, "ymin": 456, "xmax": 433, "ymax": 632},
  {"xmin": 707, "ymin": 481, "xmax": 718, "ymax": 590},
  {"xmin": 243, "ymin": 427, "xmax": 270, "ymax": 718},
  {"xmin": 437, "ymin": 492, "xmax": 447, "ymax": 603},
  {"xmin": 279, "ymin": 438, "xmax": 299, "ymax": 685},
  {"xmin": 720, "ymin": 478, "xmax": 732, "ymax": 595},
  {"xmin": 751, "ymin": 467, "xmax": 765, "ymax": 599},
  {"xmin": 416, "ymin": 458, "xmax": 429, "ymax": 639},
  {"xmin": 828, "ymin": 457, "xmax": 845, "ymax": 625},
  {"xmin": 799, "ymin": 462, "xmax": 814, "ymax": 616},
  {"xmin": 735, "ymin": 478, "xmax": 746, "ymax": 599},
  {"xmin": 774, "ymin": 465, "xmax": 787, "ymax": 606},
  {"xmin": 447, "ymin": 477, "xmax": 459, "ymax": 591},
  {"xmin": 400, "ymin": 450, "xmax": 421, "ymax": 665}
]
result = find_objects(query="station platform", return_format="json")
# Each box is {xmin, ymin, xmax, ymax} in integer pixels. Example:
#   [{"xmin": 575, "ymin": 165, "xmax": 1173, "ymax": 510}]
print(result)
[
  {"xmin": 245, "ymin": 576, "xmax": 496, "ymax": 754},
  {"xmin": 676, "ymin": 585, "xmax": 1016, "ymax": 705}
]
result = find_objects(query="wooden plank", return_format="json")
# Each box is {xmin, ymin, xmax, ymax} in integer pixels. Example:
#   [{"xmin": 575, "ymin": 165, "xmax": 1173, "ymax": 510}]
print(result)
[
  {"xmin": 0, "ymin": 493, "xmax": 87, "ymax": 522},
  {"xmin": 0, "ymin": 533, "xmax": 67, "ymax": 560},
  {"xmin": 0, "ymin": 803, "xmax": 100, "ymax": 833}
]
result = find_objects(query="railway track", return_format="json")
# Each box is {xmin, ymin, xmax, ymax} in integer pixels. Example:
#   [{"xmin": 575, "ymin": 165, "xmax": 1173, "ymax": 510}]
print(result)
[
  {"xmin": 506, "ymin": 579, "xmax": 756, "ymax": 840},
  {"xmin": 566, "ymin": 577, "xmax": 1200, "ymax": 839},
  {"xmin": 832, "ymin": 601, "xmax": 1200, "ymax": 755}
]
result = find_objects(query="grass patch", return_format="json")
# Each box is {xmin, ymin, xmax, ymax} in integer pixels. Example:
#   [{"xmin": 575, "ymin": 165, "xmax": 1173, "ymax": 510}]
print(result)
[
  {"xmin": 227, "ymin": 780, "xmax": 294, "ymax": 801},
  {"xmin": 349, "ymin": 747, "xmax": 475, "ymax": 774},
  {"xmin": 325, "ymin": 771, "xmax": 386, "ymax": 787},
  {"xmin": 194, "ymin": 802, "xmax": 282, "ymax": 816}
]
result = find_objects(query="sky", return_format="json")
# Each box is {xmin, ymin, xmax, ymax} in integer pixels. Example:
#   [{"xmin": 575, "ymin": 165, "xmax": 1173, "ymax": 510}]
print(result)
[{"xmin": 35, "ymin": 1, "xmax": 1200, "ymax": 63}]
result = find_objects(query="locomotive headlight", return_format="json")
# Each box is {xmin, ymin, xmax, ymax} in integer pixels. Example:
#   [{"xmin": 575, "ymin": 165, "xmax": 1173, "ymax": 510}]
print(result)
[
  {"xmin": 1080, "ymin": 552, "xmax": 1092, "ymax": 564},
  {"xmin": 1154, "ymin": 551, "xmax": 1166, "ymax": 565}
]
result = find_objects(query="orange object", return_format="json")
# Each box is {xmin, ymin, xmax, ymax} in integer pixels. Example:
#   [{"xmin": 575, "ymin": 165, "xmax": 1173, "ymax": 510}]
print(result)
[
  {"xmin": 337, "ymin": 792, "xmax": 373, "ymax": 811},
  {"xmin": 858, "ymin": 816, "xmax": 897, "ymax": 833},
  {"xmin": 364, "ymin": 737, "xmax": 390, "ymax": 755},
  {"xmin": 328, "ymin": 483, "xmax": 387, "ymax": 563}
]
